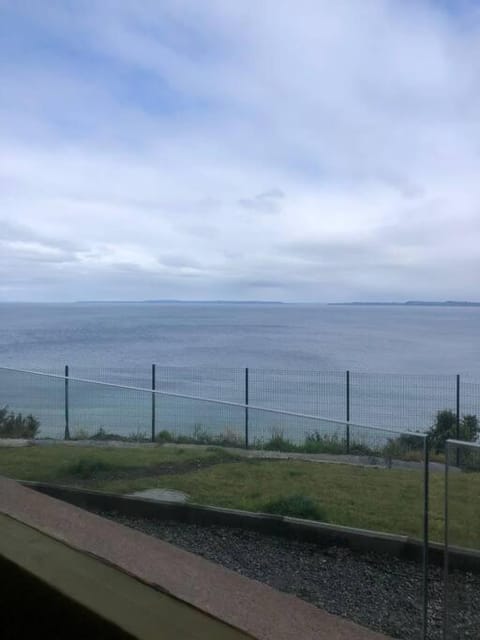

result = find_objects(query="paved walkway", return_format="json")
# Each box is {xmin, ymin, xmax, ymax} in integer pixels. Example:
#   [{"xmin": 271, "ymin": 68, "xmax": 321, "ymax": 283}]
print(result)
[{"xmin": 0, "ymin": 476, "xmax": 393, "ymax": 640}]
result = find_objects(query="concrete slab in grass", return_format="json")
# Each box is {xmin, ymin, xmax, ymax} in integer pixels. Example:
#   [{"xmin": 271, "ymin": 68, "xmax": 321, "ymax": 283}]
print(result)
[
  {"xmin": 129, "ymin": 488, "xmax": 190, "ymax": 503},
  {"xmin": 0, "ymin": 438, "xmax": 31, "ymax": 448}
]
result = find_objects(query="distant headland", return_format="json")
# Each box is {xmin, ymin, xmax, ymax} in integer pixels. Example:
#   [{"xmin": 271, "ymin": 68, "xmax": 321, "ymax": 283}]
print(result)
[{"xmin": 329, "ymin": 300, "xmax": 480, "ymax": 307}]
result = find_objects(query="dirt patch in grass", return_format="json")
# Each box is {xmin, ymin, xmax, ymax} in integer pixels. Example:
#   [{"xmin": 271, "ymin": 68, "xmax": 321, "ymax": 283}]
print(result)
[{"xmin": 56, "ymin": 450, "xmax": 240, "ymax": 487}]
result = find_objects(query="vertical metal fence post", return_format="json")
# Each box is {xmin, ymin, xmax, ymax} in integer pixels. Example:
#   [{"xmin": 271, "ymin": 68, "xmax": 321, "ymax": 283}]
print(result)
[
  {"xmin": 456, "ymin": 374, "xmax": 460, "ymax": 438},
  {"xmin": 456, "ymin": 374, "xmax": 460, "ymax": 466},
  {"xmin": 422, "ymin": 436, "xmax": 430, "ymax": 640},
  {"xmin": 245, "ymin": 367, "xmax": 249, "ymax": 449},
  {"xmin": 64, "ymin": 365, "xmax": 70, "ymax": 441},
  {"xmin": 346, "ymin": 370, "xmax": 350, "ymax": 454},
  {"xmin": 151, "ymin": 363, "xmax": 156, "ymax": 443},
  {"xmin": 443, "ymin": 442, "xmax": 450, "ymax": 640}
]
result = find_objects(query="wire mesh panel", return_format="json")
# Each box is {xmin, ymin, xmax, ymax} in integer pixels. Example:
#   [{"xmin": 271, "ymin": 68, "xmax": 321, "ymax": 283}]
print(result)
[
  {"xmin": 155, "ymin": 395, "xmax": 245, "ymax": 446},
  {"xmin": 460, "ymin": 376, "xmax": 480, "ymax": 428},
  {"xmin": 247, "ymin": 406, "xmax": 345, "ymax": 451},
  {"xmin": 153, "ymin": 367, "xmax": 245, "ymax": 441},
  {"xmin": 350, "ymin": 372, "xmax": 457, "ymax": 432},
  {"xmin": 248, "ymin": 369, "xmax": 346, "ymax": 443},
  {"xmin": 155, "ymin": 366, "xmax": 244, "ymax": 402},
  {"xmin": 68, "ymin": 379, "xmax": 152, "ymax": 440},
  {"xmin": 0, "ymin": 367, "xmax": 64, "ymax": 438},
  {"xmin": 68, "ymin": 365, "xmax": 152, "ymax": 389},
  {"xmin": 444, "ymin": 441, "xmax": 480, "ymax": 640}
]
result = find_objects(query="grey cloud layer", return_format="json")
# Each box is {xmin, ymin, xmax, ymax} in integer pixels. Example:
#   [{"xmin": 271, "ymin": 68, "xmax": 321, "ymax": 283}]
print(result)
[{"xmin": 1, "ymin": 1, "xmax": 480, "ymax": 300}]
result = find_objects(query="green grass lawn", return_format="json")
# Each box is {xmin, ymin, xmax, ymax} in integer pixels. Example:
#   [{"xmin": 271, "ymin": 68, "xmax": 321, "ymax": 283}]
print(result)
[
  {"xmin": 0, "ymin": 444, "xmax": 237, "ymax": 482},
  {"xmin": 0, "ymin": 444, "xmax": 478, "ymax": 548}
]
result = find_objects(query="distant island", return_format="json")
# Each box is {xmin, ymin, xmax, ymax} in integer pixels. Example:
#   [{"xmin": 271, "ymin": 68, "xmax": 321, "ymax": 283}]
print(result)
[
  {"xmin": 329, "ymin": 301, "xmax": 480, "ymax": 307},
  {"xmin": 76, "ymin": 299, "xmax": 285, "ymax": 305}
]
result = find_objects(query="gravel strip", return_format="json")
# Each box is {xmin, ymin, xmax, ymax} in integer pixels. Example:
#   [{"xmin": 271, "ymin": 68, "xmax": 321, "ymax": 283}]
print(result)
[{"xmin": 89, "ymin": 510, "xmax": 480, "ymax": 640}]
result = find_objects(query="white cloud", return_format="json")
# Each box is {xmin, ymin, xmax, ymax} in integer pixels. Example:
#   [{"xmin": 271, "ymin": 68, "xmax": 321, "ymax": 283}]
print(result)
[{"xmin": 1, "ymin": 1, "xmax": 480, "ymax": 301}]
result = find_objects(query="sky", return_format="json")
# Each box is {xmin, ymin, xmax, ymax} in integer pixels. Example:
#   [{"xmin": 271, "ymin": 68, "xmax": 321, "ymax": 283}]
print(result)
[{"xmin": 1, "ymin": 0, "xmax": 480, "ymax": 303}]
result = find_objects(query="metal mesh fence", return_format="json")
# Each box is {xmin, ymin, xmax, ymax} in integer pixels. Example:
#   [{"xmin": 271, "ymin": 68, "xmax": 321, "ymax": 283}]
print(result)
[
  {"xmin": 68, "ymin": 365, "xmax": 152, "ymax": 389},
  {"xmin": 460, "ymin": 376, "xmax": 480, "ymax": 425},
  {"xmin": 0, "ymin": 367, "xmax": 64, "ymax": 438},
  {"xmin": 350, "ymin": 372, "xmax": 457, "ymax": 431},
  {"xmin": 152, "ymin": 367, "xmax": 245, "ymax": 442},
  {"xmin": 248, "ymin": 368, "xmax": 346, "ymax": 415},
  {"xmin": 68, "ymin": 378, "xmax": 151, "ymax": 439},
  {"xmin": 444, "ymin": 441, "xmax": 480, "ymax": 640},
  {"xmin": 155, "ymin": 366, "xmax": 244, "ymax": 403},
  {"xmin": 156, "ymin": 395, "xmax": 245, "ymax": 446},
  {"xmin": 2, "ymin": 365, "xmax": 480, "ymax": 443}
]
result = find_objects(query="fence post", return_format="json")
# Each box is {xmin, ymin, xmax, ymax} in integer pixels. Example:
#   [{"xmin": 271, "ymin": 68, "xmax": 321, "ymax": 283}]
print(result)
[
  {"xmin": 64, "ymin": 365, "xmax": 70, "ymax": 441},
  {"xmin": 346, "ymin": 370, "xmax": 350, "ymax": 454},
  {"xmin": 455, "ymin": 374, "xmax": 460, "ymax": 438},
  {"xmin": 245, "ymin": 367, "xmax": 249, "ymax": 449},
  {"xmin": 422, "ymin": 436, "xmax": 430, "ymax": 640},
  {"xmin": 456, "ymin": 374, "xmax": 460, "ymax": 466},
  {"xmin": 443, "ymin": 442, "xmax": 450, "ymax": 639},
  {"xmin": 151, "ymin": 363, "xmax": 156, "ymax": 443}
]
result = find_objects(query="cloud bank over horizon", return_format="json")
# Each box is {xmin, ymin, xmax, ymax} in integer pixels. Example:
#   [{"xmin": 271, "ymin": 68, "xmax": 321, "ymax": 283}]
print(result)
[{"xmin": 1, "ymin": 0, "xmax": 480, "ymax": 302}]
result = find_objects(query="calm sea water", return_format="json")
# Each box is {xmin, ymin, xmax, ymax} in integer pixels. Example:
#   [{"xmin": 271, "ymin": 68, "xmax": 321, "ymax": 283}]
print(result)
[
  {"xmin": 1, "ymin": 302, "xmax": 479, "ymax": 438},
  {"xmin": 1, "ymin": 302, "xmax": 479, "ymax": 373}
]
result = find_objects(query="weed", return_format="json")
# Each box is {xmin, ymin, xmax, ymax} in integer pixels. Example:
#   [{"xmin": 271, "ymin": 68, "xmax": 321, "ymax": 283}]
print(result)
[
  {"xmin": 260, "ymin": 494, "xmax": 327, "ymax": 521},
  {"xmin": 0, "ymin": 406, "xmax": 40, "ymax": 438},
  {"xmin": 61, "ymin": 458, "xmax": 119, "ymax": 479}
]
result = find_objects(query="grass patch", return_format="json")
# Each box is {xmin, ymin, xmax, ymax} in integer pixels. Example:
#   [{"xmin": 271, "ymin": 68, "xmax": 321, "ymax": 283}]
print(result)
[
  {"xmin": 61, "ymin": 458, "xmax": 123, "ymax": 479},
  {"xmin": 79, "ymin": 424, "xmax": 444, "ymax": 464},
  {"xmin": 85, "ymin": 458, "xmax": 479, "ymax": 548},
  {"xmin": 1, "ymin": 443, "xmax": 477, "ymax": 548},
  {"xmin": 252, "ymin": 429, "xmax": 439, "ymax": 461},
  {"xmin": 156, "ymin": 426, "xmax": 244, "ymax": 448},
  {"xmin": 0, "ymin": 444, "xmax": 237, "ymax": 484},
  {"xmin": 261, "ymin": 494, "xmax": 326, "ymax": 520},
  {"xmin": 72, "ymin": 427, "xmax": 150, "ymax": 442}
]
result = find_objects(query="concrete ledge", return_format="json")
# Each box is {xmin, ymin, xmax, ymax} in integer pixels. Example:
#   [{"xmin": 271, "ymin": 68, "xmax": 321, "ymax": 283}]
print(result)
[
  {"xmin": 0, "ymin": 513, "xmax": 248, "ymax": 640},
  {"xmin": 24, "ymin": 480, "xmax": 480, "ymax": 573},
  {"xmin": 24, "ymin": 481, "xmax": 479, "ymax": 570},
  {"xmin": 1, "ymin": 477, "xmax": 390, "ymax": 640}
]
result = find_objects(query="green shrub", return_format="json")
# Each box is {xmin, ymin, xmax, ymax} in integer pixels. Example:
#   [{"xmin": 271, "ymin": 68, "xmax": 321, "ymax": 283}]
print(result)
[
  {"xmin": 260, "ymin": 494, "xmax": 326, "ymax": 521},
  {"xmin": 304, "ymin": 431, "xmax": 345, "ymax": 454},
  {"xmin": 349, "ymin": 442, "xmax": 380, "ymax": 456},
  {"xmin": 126, "ymin": 430, "xmax": 149, "ymax": 442},
  {"xmin": 262, "ymin": 433, "xmax": 297, "ymax": 452},
  {"xmin": 257, "ymin": 428, "xmax": 297, "ymax": 452},
  {"xmin": 156, "ymin": 426, "xmax": 244, "ymax": 448},
  {"xmin": 72, "ymin": 427, "xmax": 91, "ymax": 440},
  {"xmin": 382, "ymin": 433, "xmax": 424, "ymax": 460},
  {"xmin": 156, "ymin": 430, "xmax": 174, "ymax": 443},
  {"xmin": 461, "ymin": 415, "xmax": 479, "ymax": 442},
  {"xmin": 0, "ymin": 406, "xmax": 40, "ymax": 438},
  {"xmin": 257, "ymin": 429, "xmax": 378, "ymax": 456},
  {"xmin": 428, "ymin": 410, "xmax": 479, "ymax": 454},
  {"xmin": 61, "ymin": 458, "xmax": 118, "ymax": 479},
  {"xmin": 84, "ymin": 428, "xmax": 149, "ymax": 442},
  {"xmin": 90, "ymin": 428, "xmax": 126, "ymax": 441}
]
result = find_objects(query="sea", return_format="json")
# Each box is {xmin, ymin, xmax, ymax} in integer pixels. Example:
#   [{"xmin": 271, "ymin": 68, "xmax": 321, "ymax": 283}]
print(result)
[{"xmin": 1, "ymin": 302, "xmax": 479, "ymax": 440}]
